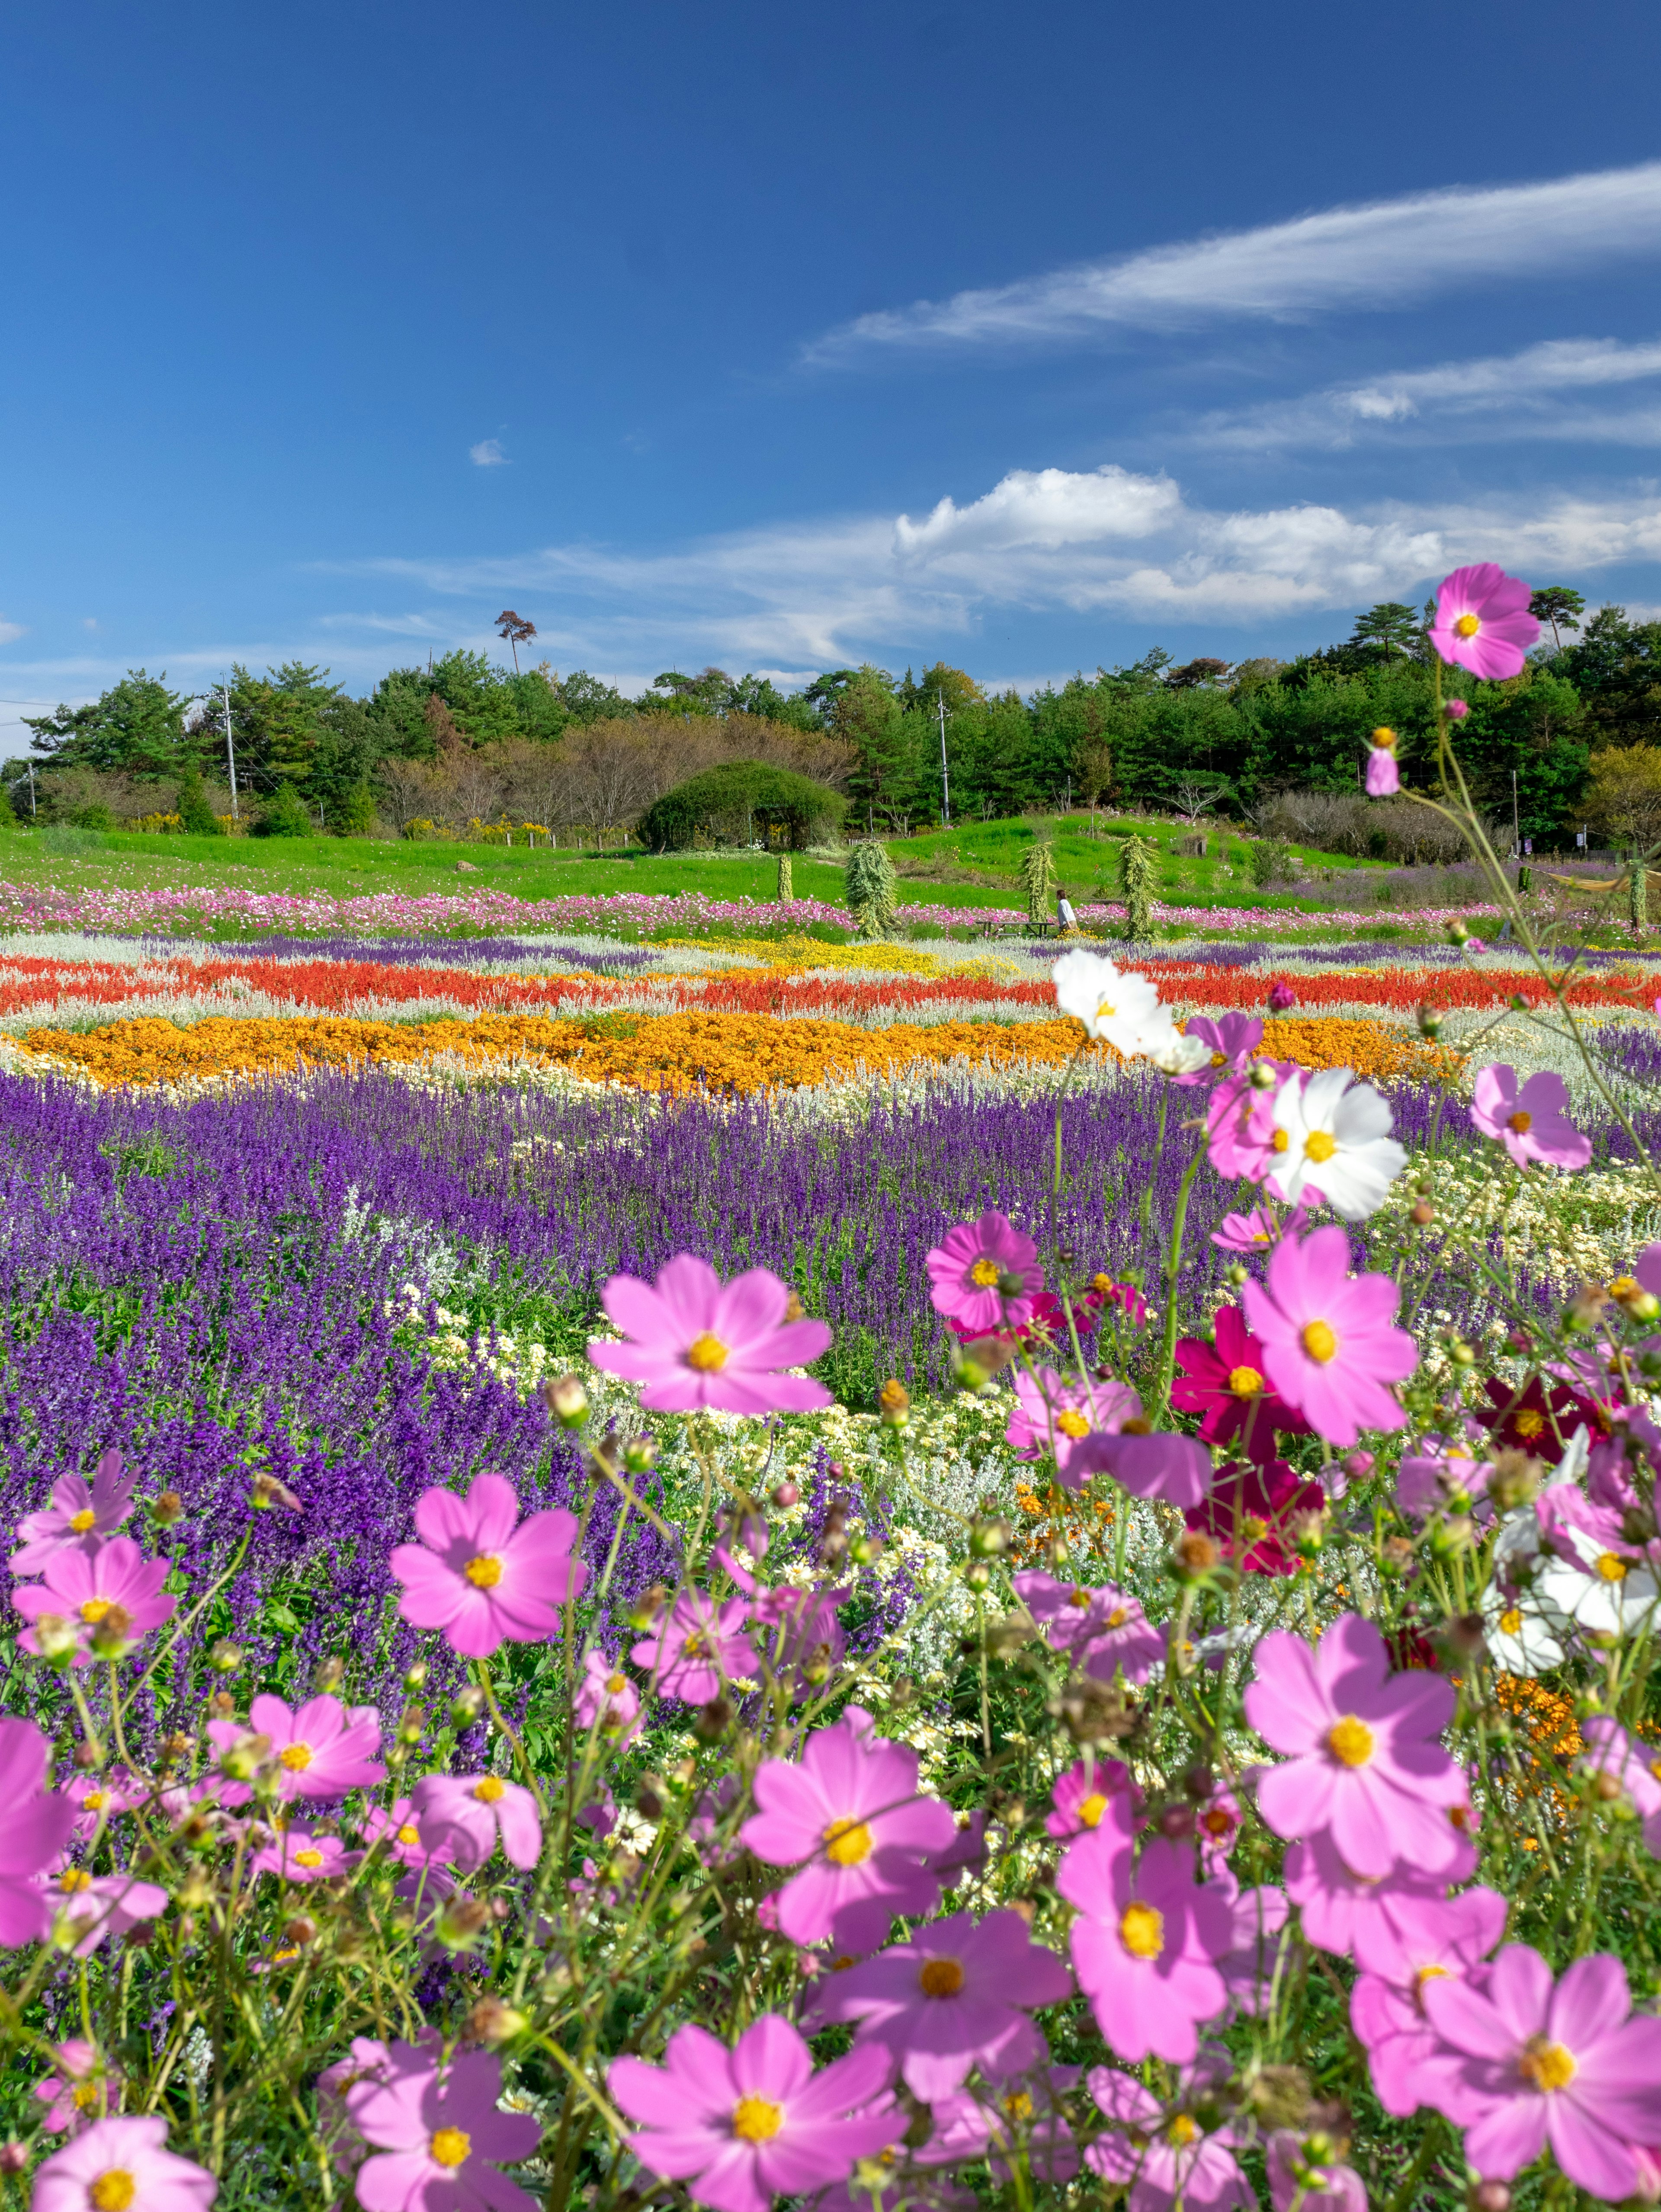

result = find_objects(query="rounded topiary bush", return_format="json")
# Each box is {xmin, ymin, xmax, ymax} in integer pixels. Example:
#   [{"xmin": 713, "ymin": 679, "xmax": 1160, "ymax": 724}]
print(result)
[{"xmin": 638, "ymin": 761, "xmax": 846, "ymax": 854}]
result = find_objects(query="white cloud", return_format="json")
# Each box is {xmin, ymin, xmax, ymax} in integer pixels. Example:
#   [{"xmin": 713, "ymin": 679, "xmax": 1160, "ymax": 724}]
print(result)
[
  {"xmin": 808, "ymin": 161, "xmax": 1661, "ymax": 359},
  {"xmin": 346, "ymin": 461, "xmax": 1661, "ymax": 657},
  {"xmin": 469, "ymin": 438, "xmax": 510, "ymax": 467},
  {"xmin": 0, "ymin": 618, "xmax": 25, "ymax": 645},
  {"xmin": 1190, "ymin": 334, "xmax": 1661, "ymax": 450}
]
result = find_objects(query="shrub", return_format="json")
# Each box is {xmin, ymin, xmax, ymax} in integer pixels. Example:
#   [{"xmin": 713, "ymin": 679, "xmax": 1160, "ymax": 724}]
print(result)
[
  {"xmin": 175, "ymin": 763, "xmax": 222, "ymax": 836},
  {"xmin": 638, "ymin": 760, "xmax": 847, "ymax": 853},
  {"xmin": 252, "ymin": 783, "xmax": 315, "ymax": 839}
]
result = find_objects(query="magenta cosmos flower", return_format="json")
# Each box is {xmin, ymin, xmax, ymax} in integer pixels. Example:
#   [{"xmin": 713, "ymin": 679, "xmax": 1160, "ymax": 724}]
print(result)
[
  {"xmin": 360, "ymin": 1798, "xmax": 456, "ymax": 1871},
  {"xmin": 611, "ymin": 2015, "xmax": 898, "ymax": 2212},
  {"xmin": 14, "ymin": 1535, "xmax": 176, "ymax": 1665},
  {"xmin": 1283, "ymin": 1828, "xmax": 1459, "ymax": 1959},
  {"xmin": 1015, "ymin": 1571, "xmax": 1131, "ymax": 1654},
  {"xmin": 1047, "ymin": 1755, "xmax": 1139, "ymax": 1839},
  {"xmin": 805, "ymin": 1908, "xmax": 1073, "ymax": 2099},
  {"xmin": 206, "ymin": 1691, "xmax": 384, "ymax": 1805},
  {"xmin": 249, "ymin": 1824, "xmax": 356, "ymax": 1885},
  {"xmin": 0, "ymin": 1717, "xmax": 76, "ymax": 1946},
  {"xmin": 1173, "ymin": 1013, "xmax": 1264, "ymax": 1087},
  {"xmin": 46, "ymin": 1866, "xmax": 168, "ymax": 1954},
  {"xmin": 390, "ymin": 1472, "xmax": 587, "ymax": 1660},
  {"xmin": 1580, "ymin": 1717, "xmax": 1661, "ymax": 1856},
  {"xmin": 588, "ymin": 1255, "xmax": 832, "ymax": 1414},
  {"xmin": 1058, "ymin": 1825, "xmax": 1232, "ymax": 2064},
  {"xmin": 1422, "ymin": 1946, "xmax": 1661, "ymax": 2199},
  {"xmin": 1350, "ymin": 1884, "xmax": 1508, "ymax": 2118},
  {"xmin": 1244, "ymin": 1615, "xmax": 1462, "ymax": 1879},
  {"xmin": 925, "ymin": 1210, "xmax": 1043, "ymax": 1337},
  {"xmin": 1471, "ymin": 1065, "xmax": 1591, "ymax": 1172},
  {"xmin": 1186, "ymin": 1459, "xmax": 1327, "ymax": 1578},
  {"xmin": 35, "ymin": 2038, "xmax": 120, "ymax": 2136},
  {"xmin": 346, "ymin": 2042, "xmax": 541, "ymax": 2212},
  {"xmin": 574, "ymin": 1647, "xmax": 643, "ymax": 1740},
  {"xmin": 1365, "ymin": 729, "xmax": 1401, "ymax": 798},
  {"xmin": 1078, "ymin": 1590, "xmax": 1166, "ymax": 1687},
  {"xmin": 1006, "ymin": 1367, "xmax": 1135, "ymax": 1489},
  {"xmin": 1428, "ymin": 564, "xmax": 1539, "ymax": 681},
  {"xmin": 1240, "ymin": 1226, "xmax": 1415, "ymax": 1447},
  {"xmin": 32, "ymin": 2116, "xmax": 218, "ymax": 2212},
  {"xmin": 632, "ymin": 1590, "xmax": 756, "ymax": 1703},
  {"xmin": 1086, "ymin": 2067, "xmax": 1252, "ymax": 2212},
  {"xmin": 412, "ymin": 1772, "xmax": 542, "ymax": 1871},
  {"xmin": 11, "ymin": 1448, "xmax": 134, "ymax": 1574},
  {"xmin": 741, "ymin": 1706, "xmax": 956, "ymax": 1953},
  {"xmin": 1173, "ymin": 1306, "xmax": 1309, "ymax": 1455},
  {"xmin": 1267, "ymin": 2131, "xmax": 1366, "ymax": 2212}
]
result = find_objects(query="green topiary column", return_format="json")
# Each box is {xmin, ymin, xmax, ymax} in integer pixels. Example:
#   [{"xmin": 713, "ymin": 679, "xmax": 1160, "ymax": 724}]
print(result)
[
  {"xmin": 844, "ymin": 840, "xmax": 898, "ymax": 939},
  {"xmin": 1120, "ymin": 834, "xmax": 1157, "ymax": 940},
  {"xmin": 1020, "ymin": 839, "xmax": 1058, "ymax": 922},
  {"xmin": 776, "ymin": 853, "xmax": 793, "ymax": 903}
]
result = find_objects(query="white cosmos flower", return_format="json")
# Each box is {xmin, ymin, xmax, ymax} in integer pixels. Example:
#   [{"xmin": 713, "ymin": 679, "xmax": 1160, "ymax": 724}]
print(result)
[
  {"xmin": 1052, "ymin": 949, "xmax": 1163, "ymax": 1056},
  {"xmin": 1536, "ymin": 1524, "xmax": 1661, "ymax": 1642},
  {"xmin": 1265, "ymin": 1067, "xmax": 1407, "ymax": 1221},
  {"xmin": 1143, "ymin": 1016, "xmax": 1214, "ymax": 1077},
  {"xmin": 1481, "ymin": 1590, "xmax": 1565, "ymax": 1677}
]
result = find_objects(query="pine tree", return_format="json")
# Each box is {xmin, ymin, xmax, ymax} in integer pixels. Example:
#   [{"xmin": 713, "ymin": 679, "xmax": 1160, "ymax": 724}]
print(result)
[
  {"xmin": 176, "ymin": 762, "xmax": 222, "ymax": 836},
  {"xmin": 844, "ymin": 840, "xmax": 898, "ymax": 939}
]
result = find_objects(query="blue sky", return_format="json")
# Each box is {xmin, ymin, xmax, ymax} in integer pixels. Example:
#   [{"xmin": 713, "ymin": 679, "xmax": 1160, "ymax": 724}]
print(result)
[{"xmin": 4, "ymin": 0, "xmax": 1661, "ymax": 737}]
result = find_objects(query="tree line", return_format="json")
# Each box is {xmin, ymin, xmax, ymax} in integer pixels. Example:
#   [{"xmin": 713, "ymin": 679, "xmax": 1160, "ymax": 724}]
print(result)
[{"xmin": 6, "ymin": 589, "xmax": 1659, "ymax": 843}]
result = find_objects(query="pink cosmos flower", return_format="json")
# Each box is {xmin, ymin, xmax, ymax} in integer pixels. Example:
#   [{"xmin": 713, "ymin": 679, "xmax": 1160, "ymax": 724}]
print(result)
[
  {"xmin": 360, "ymin": 1798, "xmax": 456, "ymax": 1870},
  {"xmin": 1046, "ymin": 1757, "xmax": 1140, "ymax": 1839},
  {"xmin": 588, "ymin": 1255, "xmax": 833, "ymax": 1414},
  {"xmin": 35, "ymin": 2039, "xmax": 120, "ymax": 2135},
  {"xmin": 1350, "ymin": 1885, "xmax": 1508, "ymax": 2118},
  {"xmin": 632, "ymin": 1590, "xmax": 756, "ymax": 1704},
  {"xmin": 1095, "ymin": 1420, "xmax": 1210, "ymax": 1510},
  {"xmin": 804, "ymin": 1908, "xmax": 1073, "ymax": 2099},
  {"xmin": 45, "ymin": 1866, "xmax": 167, "ymax": 1953},
  {"xmin": 411, "ymin": 1772, "xmax": 542, "ymax": 1871},
  {"xmin": 574, "ymin": 1648, "xmax": 643, "ymax": 1740},
  {"xmin": 1209, "ymin": 1203, "xmax": 1308, "ymax": 1254},
  {"xmin": 1365, "ymin": 741, "xmax": 1400, "ymax": 798},
  {"xmin": 390, "ymin": 1472, "xmax": 587, "ymax": 1659},
  {"xmin": 1422, "ymin": 1946, "xmax": 1661, "ymax": 2199},
  {"xmin": 11, "ymin": 1449, "xmax": 134, "ymax": 1575},
  {"xmin": 32, "ymin": 2116, "xmax": 218, "ymax": 2212},
  {"xmin": 248, "ymin": 1825, "xmax": 355, "ymax": 1885},
  {"xmin": 1058, "ymin": 1825, "xmax": 1232, "ymax": 2063},
  {"xmin": 64, "ymin": 1768, "xmax": 143, "ymax": 1841},
  {"xmin": 0, "ymin": 1717, "xmax": 78, "ymax": 1945},
  {"xmin": 1244, "ymin": 1616, "xmax": 1463, "ymax": 1879},
  {"xmin": 14, "ymin": 1535, "xmax": 176, "ymax": 1665},
  {"xmin": 345, "ymin": 2043, "xmax": 541, "ymax": 2212},
  {"xmin": 1206, "ymin": 1062, "xmax": 1301, "ymax": 1184},
  {"xmin": 925, "ymin": 1211, "xmax": 1043, "ymax": 1337},
  {"xmin": 317, "ymin": 2033, "xmax": 443, "ymax": 2177},
  {"xmin": 611, "ymin": 2015, "xmax": 899, "ymax": 2212},
  {"xmin": 1173, "ymin": 1307, "xmax": 1310, "ymax": 1455},
  {"xmin": 1194, "ymin": 1782, "xmax": 1243, "ymax": 1868},
  {"xmin": 752, "ymin": 1583, "xmax": 850, "ymax": 1694},
  {"xmin": 205, "ymin": 1692, "xmax": 384, "ymax": 1805},
  {"xmin": 1428, "ymin": 564, "xmax": 1539, "ymax": 681},
  {"xmin": 1078, "ymin": 1591, "xmax": 1166, "ymax": 1687},
  {"xmin": 1267, "ymin": 2132, "xmax": 1366, "ymax": 2212},
  {"xmin": 1213, "ymin": 1878, "xmax": 1292, "ymax": 2016},
  {"xmin": 1015, "ymin": 1571, "xmax": 1130, "ymax": 1654},
  {"xmin": 1173, "ymin": 1014, "xmax": 1264, "ymax": 1087},
  {"xmin": 1580, "ymin": 1718, "xmax": 1661, "ymax": 1857},
  {"xmin": 1283, "ymin": 1828, "xmax": 1460, "ymax": 1958},
  {"xmin": 1085, "ymin": 2068, "xmax": 1251, "ymax": 2212},
  {"xmin": 1241, "ymin": 1227, "xmax": 1416, "ymax": 1447},
  {"xmin": 1005, "ymin": 1367, "xmax": 1132, "ymax": 1489},
  {"xmin": 741, "ymin": 1706, "xmax": 957, "ymax": 1953},
  {"xmin": 1186, "ymin": 1460, "xmax": 1326, "ymax": 1578},
  {"xmin": 918, "ymin": 2066, "xmax": 1081, "ymax": 2183},
  {"xmin": 1471, "ymin": 1065, "xmax": 1591, "ymax": 1172}
]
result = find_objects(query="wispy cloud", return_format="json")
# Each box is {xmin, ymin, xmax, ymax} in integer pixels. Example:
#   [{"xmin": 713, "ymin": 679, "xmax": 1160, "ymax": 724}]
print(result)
[
  {"xmin": 1188, "ymin": 334, "xmax": 1661, "ymax": 451},
  {"xmin": 0, "ymin": 618, "xmax": 25, "ymax": 646},
  {"xmin": 469, "ymin": 438, "xmax": 509, "ymax": 467},
  {"xmin": 808, "ymin": 161, "xmax": 1661, "ymax": 360},
  {"xmin": 346, "ymin": 461, "xmax": 1661, "ymax": 658}
]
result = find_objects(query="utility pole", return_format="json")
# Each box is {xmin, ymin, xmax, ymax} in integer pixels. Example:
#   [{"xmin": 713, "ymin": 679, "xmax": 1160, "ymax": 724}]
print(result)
[
  {"xmin": 936, "ymin": 688, "xmax": 951, "ymax": 827},
  {"xmin": 1512, "ymin": 769, "xmax": 1520, "ymax": 858},
  {"xmin": 222, "ymin": 687, "xmax": 239, "ymax": 823},
  {"xmin": 27, "ymin": 764, "xmax": 35, "ymax": 816}
]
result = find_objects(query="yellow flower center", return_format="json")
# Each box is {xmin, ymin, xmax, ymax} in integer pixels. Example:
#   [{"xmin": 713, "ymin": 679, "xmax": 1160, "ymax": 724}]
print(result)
[
  {"xmin": 918, "ymin": 1958, "xmax": 965, "ymax": 1998},
  {"xmin": 1301, "ymin": 1320, "xmax": 1339, "ymax": 1364},
  {"xmin": 73, "ymin": 2084, "xmax": 100, "ymax": 2110},
  {"xmin": 1596, "ymin": 1553, "xmax": 1630, "ymax": 1582},
  {"xmin": 969, "ymin": 1258, "xmax": 1002, "ymax": 1288},
  {"xmin": 1105, "ymin": 1607, "xmax": 1129, "ymax": 1629},
  {"xmin": 280, "ymin": 1744, "xmax": 312, "ymax": 1771},
  {"xmin": 59, "ymin": 1868, "xmax": 93, "ymax": 1892},
  {"xmin": 1270, "ymin": 1129, "xmax": 1291, "ymax": 1153},
  {"xmin": 464, "ymin": 1554, "xmax": 503, "ymax": 1588},
  {"xmin": 1304, "ymin": 1130, "xmax": 1337, "ymax": 1164},
  {"xmin": 1055, "ymin": 1410, "xmax": 1090, "ymax": 1440},
  {"xmin": 1228, "ymin": 1366, "xmax": 1264, "ymax": 1398},
  {"xmin": 682, "ymin": 1632, "xmax": 709, "ymax": 1659},
  {"xmin": 1518, "ymin": 2037, "xmax": 1576, "ymax": 2093},
  {"xmin": 70, "ymin": 1509, "xmax": 96, "ymax": 1533},
  {"xmin": 80, "ymin": 1598, "xmax": 112, "ymax": 1623},
  {"xmin": 1514, "ymin": 1409, "xmax": 1544, "ymax": 1438},
  {"xmin": 732, "ymin": 2096, "xmax": 784, "ymax": 2143},
  {"xmin": 1415, "ymin": 1964, "xmax": 1450, "ymax": 2005},
  {"xmin": 1078, "ymin": 1792, "xmax": 1110, "ymax": 1828},
  {"xmin": 474, "ymin": 1776, "xmax": 506, "ymax": 1803},
  {"xmin": 606, "ymin": 1672, "xmax": 628, "ymax": 1694},
  {"xmin": 83, "ymin": 1791, "xmax": 106, "ymax": 1811},
  {"xmin": 1507, "ymin": 1109, "xmax": 1533, "ymax": 1135},
  {"xmin": 294, "ymin": 1848, "xmax": 324, "ymax": 1869},
  {"xmin": 1096, "ymin": 998, "xmax": 1117, "ymax": 1020},
  {"xmin": 1122, "ymin": 1416, "xmax": 1152, "ymax": 1435},
  {"xmin": 1498, "ymin": 1608, "xmax": 1523, "ymax": 1635},
  {"xmin": 1371, "ymin": 727, "xmax": 1397, "ymax": 750},
  {"xmin": 90, "ymin": 2174, "xmax": 136, "ymax": 2212},
  {"xmin": 1453, "ymin": 613, "xmax": 1481, "ymax": 639},
  {"xmin": 824, "ymin": 1818, "xmax": 872, "ymax": 1866},
  {"xmin": 1003, "ymin": 2090, "xmax": 1034, "ymax": 2123},
  {"xmin": 685, "ymin": 1332, "xmax": 730, "ymax": 1371},
  {"xmin": 1167, "ymin": 2114, "xmax": 1199, "ymax": 2148},
  {"xmin": 430, "ymin": 2126, "xmax": 472, "ymax": 2168},
  {"xmin": 1067, "ymin": 1587, "xmax": 1092, "ymax": 1608},
  {"xmin": 1328, "ymin": 1715, "xmax": 1374, "ymax": 1767},
  {"xmin": 1120, "ymin": 1902, "xmax": 1164, "ymax": 1959},
  {"xmin": 396, "ymin": 1824, "xmax": 420, "ymax": 1846},
  {"xmin": 1202, "ymin": 1808, "xmax": 1232, "ymax": 1836}
]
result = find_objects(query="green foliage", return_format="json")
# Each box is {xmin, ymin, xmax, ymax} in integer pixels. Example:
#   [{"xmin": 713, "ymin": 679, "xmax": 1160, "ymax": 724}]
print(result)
[
  {"xmin": 1019, "ymin": 835, "xmax": 1058, "ymax": 919},
  {"xmin": 1530, "ymin": 583, "xmax": 1587, "ymax": 651},
  {"xmin": 1119, "ymin": 832, "xmax": 1157, "ymax": 937},
  {"xmin": 637, "ymin": 761, "xmax": 846, "ymax": 854},
  {"xmin": 251, "ymin": 782, "xmax": 314, "ymax": 839},
  {"xmin": 24, "ymin": 669, "xmax": 191, "ymax": 778},
  {"xmin": 844, "ymin": 839, "xmax": 900, "ymax": 938},
  {"xmin": 329, "ymin": 778, "xmax": 379, "ymax": 836},
  {"xmin": 1558, "ymin": 605, "xmax": 1661, "ymax": 746},
  {"xmin": 0, "ymin": 781, "xmax": 16, "ymax": 828},
  {"xmin": 1249, "ymin": 837, "xmax": 1288, "ymax": 889},
  {"xmin": 176, "ymin": 762, "xmax": 222, "ymax": 836}
]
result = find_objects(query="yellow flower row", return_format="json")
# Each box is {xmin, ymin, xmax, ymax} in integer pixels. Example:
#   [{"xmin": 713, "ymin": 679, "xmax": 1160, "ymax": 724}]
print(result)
[{"xmin": 20, "ymin": 1008, "xmax": 1455, "ymax": 1094}]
